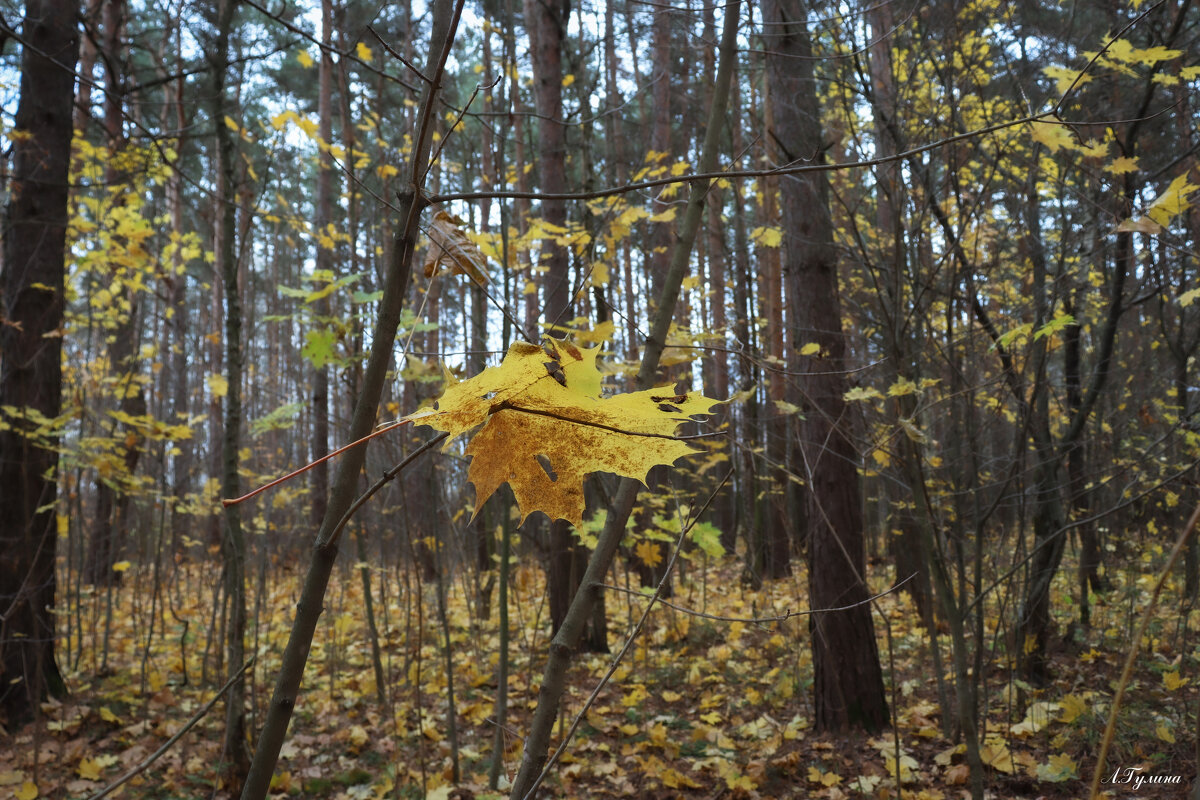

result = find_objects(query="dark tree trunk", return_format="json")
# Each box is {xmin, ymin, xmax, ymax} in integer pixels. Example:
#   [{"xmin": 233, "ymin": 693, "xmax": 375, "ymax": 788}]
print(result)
[
  {"xmin": 757, "ymin": 83, "xmax": 792, "ymax": 584},
  {"xmin": 84, "ymin": 0, "xmax": 145, "ymax": 588},
  {"xmin": 762, "ymin": 0, "xmax": 887, "ymax": 732},
  {"xmin": 523, "ymin": 0, "xmax": 605, "ymax": 650},
  {"xmin": 309, "ymin": 0, "xmax": 335, "ymax": 529},
  {"xmin": 0, "ymin": 0, "xmax": 79, "ymax": 724},
  {"xmin": 206, "ymin": 0, "xmax": 250, "ymax": 786}
]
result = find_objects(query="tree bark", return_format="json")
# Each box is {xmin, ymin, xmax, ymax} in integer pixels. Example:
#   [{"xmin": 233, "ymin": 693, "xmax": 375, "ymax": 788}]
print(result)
[
  {"xmin": 310, "ymin": 0, "xmax": 335, "ymax": 529},
  {"xmin": 0, "ymin": 0, "xmax": 78, "ymax": 724},
  {"xmin": 239, "ymin": 2, "xmax": 462, "ymax": 796},
  {"xmin": 507, "ymin": 3, "xmax": 741, "ymax": 795},
  {"xmin": 206, "ymin": 0, "xmax": 250, "ymax": 787},
  {"xmin": 522, "ymin": 0, "xmax": 604, "ymax": 649},
  {"xmin": 762, "ymin": 0, "xmax": 887, "ymax": 732},
  {"xmin": 84, "ymin": 0, "xmax": 146, "ymax": 589}
]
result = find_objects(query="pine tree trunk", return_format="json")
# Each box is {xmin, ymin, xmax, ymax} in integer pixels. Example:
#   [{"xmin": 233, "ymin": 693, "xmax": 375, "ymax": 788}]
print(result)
[
  {"xmin": 0, "ymin": 0, "xmax": 78, "ymax": 724},
  {"xmin": 207, "ymin": 0, "xmax": 250, "ymax": 786},
  {"xmin": 310, "ymin": 0, "xmax": 335, "ymax": 529},
  {"xmin": 762, "ymin": 0, "xmax": 887, "ymax": 732}
]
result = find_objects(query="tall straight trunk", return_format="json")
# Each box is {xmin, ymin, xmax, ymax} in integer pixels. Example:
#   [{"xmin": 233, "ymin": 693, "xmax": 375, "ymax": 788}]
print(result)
[
  {"xmin": 74, "ymin": 0, "xmax": 102, "ymax": 132},
  {"xmin": 762, "ymin": 0, "xmax": 887, "ymax": 731},
  {"xmin": 756, "ymin": 80, "xmax": 791, "ymax": 583},
  {"xmin": 865, "ymin": 0, "xmax": 930, "ymax": 622},
  {"xmin": 310, "ymin": 0, "xmax": 335, "ymax": 528},
  {"xmin": 1020, "ymin": 175, "xmax": 1129, "ymax": 680},
  {"xmin": 84, "ymin": 0, "xmax": 146, "ymax": 588},
  {"xmin": 700, "ymin": 0, "xmax": 734, "ymax": 542},
  {"xmin": 207, "ymin": 0, "xmax": 250, "ymax": 786},
  {"xmin": 508, "ymin": 4, "xmax": 742, "ymax": 795},
  {"xmin": 728, "ymin": 73, "xmax": 754, "ymax": 556},
  {"xmin": 0, "ymin": 0, "xmax": 78, "ymax": 724},
  {"xmin": 646, "ymin": 0, "xmax": 673, "ymax": 302},
  {"xmin": 470, "ymin": 21, "xmax": 497, "ymax": 614},
  {"xmin": 523, "ymin": 0, "xmax": 599, "ymax": 647},
  {"xmin": 167, "ymin": 29, "xmax": 193, "ymax": 553},
  {"xmin": 239, "ymin": 4, "xmax": 461, "ymax": 795}
]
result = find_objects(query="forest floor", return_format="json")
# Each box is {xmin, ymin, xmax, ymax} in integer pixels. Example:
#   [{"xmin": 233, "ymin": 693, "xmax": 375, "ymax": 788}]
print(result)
[{"xmin": 1, "ymin": 550, "xmax": 1197, "ymax": 800}]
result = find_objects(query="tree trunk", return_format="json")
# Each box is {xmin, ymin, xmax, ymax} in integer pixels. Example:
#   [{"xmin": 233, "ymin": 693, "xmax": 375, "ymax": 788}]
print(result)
[
  {"xmin": 310, "ymin": 0, "xmax": 335, "ymax": 528},
  {"xmin": 206, "ymin": 0, "xmax": 250, "ymax": 787},
  {"xmin": 0, "ymin": 0, "xmax": 78, "ymax": 724},
  {"xmin": 84, "ymin": 0, "xmax": 147, "ymax": 589},
  {"xmin": 763, "ymin": 0, "xmax": 887, "ymax": 732},
  {"xmin": 507, "ymin": 4, "xmax": 741, "ymax": 795},
  {"xmin": 239, "ymin": 2, "xmax": 459, "ymax": 794},
  {"xmin": 523, "ymin": 0, "xmax": 603, "ymax": 649}
]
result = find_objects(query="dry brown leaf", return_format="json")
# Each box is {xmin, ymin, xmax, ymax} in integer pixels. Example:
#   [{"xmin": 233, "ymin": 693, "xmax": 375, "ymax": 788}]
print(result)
[{"xmin": 423, "ymin": 210, "xmax": 489, "ymax": 284}]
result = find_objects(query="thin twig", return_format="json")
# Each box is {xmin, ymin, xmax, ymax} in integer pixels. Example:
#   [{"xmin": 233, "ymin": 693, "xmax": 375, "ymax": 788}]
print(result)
[
  {"xmin": 1089, "ymin": 501, "xmax": 1200, "ymax": 800},
  {"xmin": 521, "ymin": 470, "xmax": 734, "ymax": 800},
  {"xmin": 432, "ymin": 110, "xmax": 1059, "ymax": 204},
  {"xmin": 367, "ymin": 24, "xmax": 430, "ymax": 84},
  {"xmin": 423, "ymin": 77, "xmax": 497, "ymax": 184},
  {"xmin": 222, "ymin": 420, "xmax": 408, "ymax": 507},
  {"xmin": 86, "ymin": 658, "xmax": 256, "ymax": 800},
  {"xmin": 601, "ymin": 573, "xmax": 915, "ymax": 627},
  {"xmin": 1052, "ymin": 0, "xmax": 1168, "ymax": 115},
  {"xmin": 326, "ymin": 432, "xmax": 450, "ymax": 548}
]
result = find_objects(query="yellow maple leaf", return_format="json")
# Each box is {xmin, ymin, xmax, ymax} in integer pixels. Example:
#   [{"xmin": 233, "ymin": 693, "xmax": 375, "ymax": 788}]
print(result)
[
  {"xmin": 807, "ymin": 766, "xmax": 841, "ymax": 786},
  {"xmin": 15, "ymin": 781, "xmax": 38, "ymax": 800},
  {"xmin": 1156, "ymin": 723, "xmax": 1176, "ymax": 743},
  {"xmin": 844, "ymin": 386, "xmax": 883, "ymax": 402},
  {"xmin": 1101, "ymin": 38, "xmax": 1136, "ymax": 63},
  {"xmin": 297, "ymin": 50, "xmax": 314, "ymax": 68},
  {"xmin": 1163, "ymin": 670, "xmax": 1189, "ymax": 690},
  {"xmin": 408, "ymin": 337, "xmax": 717, "ymax": 527},
  {"xmin": 1058, "ymin": 693, "xmax": 1088, "ymax": 723},
  {"xmin": 751, "ymin": 225, "xmax": 783, "ymax": 247},
  {"xmin": 1147, "ymin": 172, "xmax": 1199, "ymax": 227},
  {"xmin": 661, "ymin": 767, "xmax": 702, "ymax": 789},
  {"xmin": 206, "ymin": 373, "xmax": 229, "ymax": 398},
  {"xmin": 1030, "ymin": 121, "xmax": 1074, "ymax": 153},
  {"xmin": 1036, "ymin": 753, "xmax": 1078, "ymax": 782},
  {"xmin": 77, "ymin": 757, "xmax": 102, "ymax": 781},
  {"xmin": 348, "ymin": 725, "xmax": 369, "ymax": 751},
  {"xmin": 1131, "ymin": 45, "xmax": 1183, "ymax": 64},
  {"xmin": 1116, "ymin": 216, "xmax": 1163, "ymax": 234},
  {"xmin": 356, "ymin": 42, "xmax": 373, "ymax": 62},
  {"xmin": 979, "ymin": 740, "xmax": 1015, "ymax": 773},
  {"xmin": 1043, "ymin": 65, "xmax": 1092, "ymax": 95},
  {"xmin": 1106, "ymin": 156, "xmax": 1139, "ymax": 174},
  {"xmin": 635, "ymin": 540, "xmax": 663, "ymax": 568}
]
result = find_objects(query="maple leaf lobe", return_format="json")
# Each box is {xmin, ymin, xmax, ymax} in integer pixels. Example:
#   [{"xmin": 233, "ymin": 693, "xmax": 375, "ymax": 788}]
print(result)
[{"xmin": 408, "ymin": 336, "xmax": 717, "ymax": 526}]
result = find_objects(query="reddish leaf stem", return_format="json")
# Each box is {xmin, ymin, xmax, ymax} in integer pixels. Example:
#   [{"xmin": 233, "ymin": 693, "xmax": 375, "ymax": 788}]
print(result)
[{"xmin": 221, "ymin": 419, "xmax": 410, "ymax": 507}]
